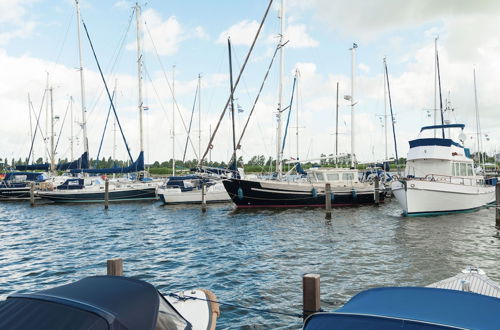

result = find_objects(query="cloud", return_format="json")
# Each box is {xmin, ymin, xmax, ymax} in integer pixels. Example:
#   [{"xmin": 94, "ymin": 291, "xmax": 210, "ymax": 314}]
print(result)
[
  {"xmin": 0, "ymin": 0, "xmax": 38, "ymax": 45},
  {"xmin": 217, "ymin": 20, "xmax": 260, "ymax": 46},
  {"xmin": 358, "ymin": 63, "xmax": 370, "ymax": 73},
  {"xmin": 0, "ymin": 21, "xmax": 36, "ymax": 45},
  {"xmin": 193, "ymin": 26, "xmax": 209, "ymax": 40},
  {"xmin": 285, "ymin": 24, "xmax": 319, "ymax": 48}
]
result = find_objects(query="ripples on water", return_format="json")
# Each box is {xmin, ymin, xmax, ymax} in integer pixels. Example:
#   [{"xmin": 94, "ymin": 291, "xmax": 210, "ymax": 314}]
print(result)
[{"xmin": 0, "ymin": 199, "xmax": 499, "ymax": 329}]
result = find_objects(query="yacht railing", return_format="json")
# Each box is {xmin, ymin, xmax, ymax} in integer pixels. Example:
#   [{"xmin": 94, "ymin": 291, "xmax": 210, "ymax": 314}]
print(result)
[{"xmin": 421, "ymin": 174, "xmax": 485, "ymax": 186}]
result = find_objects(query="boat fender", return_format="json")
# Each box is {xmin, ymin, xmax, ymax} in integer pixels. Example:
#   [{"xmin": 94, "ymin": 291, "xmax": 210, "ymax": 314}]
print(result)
[
  {"xmin": 351, "ymin": 189, "xmax": 357, "ymax": 198},
  {"xmin": 199, "ymin": 288, "xmax": 220, "ymax": 330},
  {"xmin": 237, "ymin": 187, "xmax": 244, "ymax": 200},
  {"xmin": 330, "ymin": 192, "xmax": 335, "ymax": 201},
  {"xmin": 311, "ymin": 187, "xmax": 317, "ymax": 197},
  {"xmin": 410, "ymin": 183, "xmax": 415, "ymax": 188}
]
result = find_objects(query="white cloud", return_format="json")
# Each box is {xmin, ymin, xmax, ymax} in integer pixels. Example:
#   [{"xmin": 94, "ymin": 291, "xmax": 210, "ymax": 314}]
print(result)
[
  {"xmin": 0, "ymin": 0, "xmax": 38, "ymax": 45},
  {"xmin": 358, "ymin": 63, "xmax": 370, "ymax": 73},
  {"xmin": 193, "ymin": 26, "xmax": 209, "ymax": 40},
  {"xmin": 217, "ymin": 20, "xmax": 260, "ymax": 46},
  {"xmin": 285, "ymin": 24, "xmax": 319, "ymax": 48},
  {"xmin": 0, "ymin": 21, "xmax": 36, "ymax": 45},
  {"xmin": 113, "ymin": 0, "xmax": 132, "ymax": 10}
]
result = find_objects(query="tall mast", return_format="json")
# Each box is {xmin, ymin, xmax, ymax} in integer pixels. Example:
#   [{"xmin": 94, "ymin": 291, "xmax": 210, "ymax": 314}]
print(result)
[
  {"xmin": 172, "ymin": 65, "xmax": 176, "ymax": 176},
  {"xmin": 50, "ymin": 87, "xmax": 55, "ymax": 173},
  {"xmin": 135, "ymin": 2, "xmax": 144, "ymax": 154},
  {"xmin": 113, "ymin": 79, "xmax": 118, "ymax": 162},
  {"xmin": 383, "ymin": 58, "xmax": 388, "ymax": 160},
  {"xmin": 70, "ymin": 96, "xmax": 74, "ymax": 161},
  {"xmin": 75, "ymin": 0, "xmax": 88, "ymax": 156},
  {"xmin": 433, "ymin": 37, "xmax": 438, "ymax": 138},
  {"xmin": 296, "ymin": 69, "xmax": 300, "ymax": 161},
  {"xmin": 45, "ymin": 73, "xmax": 49, "ymax": 163},
  {"xmin": 384, "ymin": 58, "xmax": 400, "ymax": 175},
  {"xmin": 198, "ymin": 74, "xmax": 201, "ymax": 162},
  {"xmin": 473, "ymin": 69, "xmax": 483, "ymax": 167},
  {"xmin": 276, "ymin": 0, "xmax": 285, "ymax": 177},
  {"xmin": 350, "ymin": 43, "xmax": 358, "ymax": 168},
  {"xmin": 228, "ymin": 37, "xmax": 237, "ymax": 166},
  {"xmin": 28, "ymin": 93, "xmax": 34, "ymax": 164},
  {"xmin": 435, "ymin": 39, "xmax": 445, "ymax": 138},
  {"xmin": 335, "ymin": 81, "xmax": 339, "ymax": 166}
]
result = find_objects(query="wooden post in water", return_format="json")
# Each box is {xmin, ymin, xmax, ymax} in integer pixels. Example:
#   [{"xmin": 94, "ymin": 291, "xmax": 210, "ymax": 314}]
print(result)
[
  {"xmin": 325, "ymin": 183, "xmax": 332, "ymax": 219},
  {"xmin": 107, "ymin": 258, "xmax": 123, "ymax": 276},
  {"xmin": 104, "ymin": 179, "xmax": 109, "ymax": 210},
  {"xmin": 496, "ymin": 182, "xmax": 500, "ymax": 227},
  {"xmin": 201, "ymin": 181, "xmax": 207, "ymax": 213},
  {"xmin": 30, "ymin": 182, "xmax": 35, "ymax": 207},
  {"xmin": 303, "ymin": 273, "xmax": 321, "ymax": 320},
  {"xmin": 374, "ymin": 176, "xmax": 380, "ymax": 205}
]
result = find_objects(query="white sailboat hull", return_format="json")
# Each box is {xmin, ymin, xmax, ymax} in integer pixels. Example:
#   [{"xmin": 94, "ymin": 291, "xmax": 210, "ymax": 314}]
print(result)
[
  {"xmin": 158, "ymin": 182, "xmax": 230, "ymax": 204},
  {"xmin": 391, "ymin": 179, "xmax": 495, "ymax": 216}
]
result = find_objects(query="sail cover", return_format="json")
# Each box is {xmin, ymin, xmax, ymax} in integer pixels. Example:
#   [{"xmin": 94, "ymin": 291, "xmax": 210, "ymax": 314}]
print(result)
[
  {"xmin": 15, "ymin": 152, "xmax": 89, "ymax": 171},
  {"xmin": 70, "ymin": 152, "xmax": 144, "ymax": 174}
]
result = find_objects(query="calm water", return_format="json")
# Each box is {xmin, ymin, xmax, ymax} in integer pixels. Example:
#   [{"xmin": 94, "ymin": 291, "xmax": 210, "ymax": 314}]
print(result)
[{"xmin": 0, "ymin": 198, "xmax": 499, "ymax": 329}]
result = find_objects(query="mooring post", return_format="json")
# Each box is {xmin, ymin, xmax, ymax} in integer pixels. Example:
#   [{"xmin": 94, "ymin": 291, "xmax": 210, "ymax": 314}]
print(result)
[
  {"xmin": 374, "ymin": 176, "xmax": 380, "ymax": 205},
  {"xmin": 29, "ymin": 182, "xmax": 35, "ymax": 207},
  {"xmin": 325, "ymin": 183, "xmax": 332, "ymax": 219},
  {"xmin": 303, "ymin": 273, "xmax": 321, "ymax": 320},
  {"xmin": 496, "ymin": 182, "xmax": 500, "ymax": 227},
  {"xmin": 104, "ymin": 179, "xmax": 109, "ymax": 210},
  {"xmin": 107, "ymin": 258, "xmax": 123, "ymax": 276},
  {"xmin": 201, "ymin": 181, "xmax": 207, "ymax": 213}
]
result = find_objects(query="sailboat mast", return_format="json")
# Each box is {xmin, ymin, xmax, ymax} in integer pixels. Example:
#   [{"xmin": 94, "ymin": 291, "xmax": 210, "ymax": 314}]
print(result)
[
  {"xmin": 383, "ymin": 58, "xmax": 388, "ymax": 160},
  {"xmin": 45, "ymin": 73, "xmax": 49, "ymax": 163},
  {"xmin": 296, "ymin": 69, "xmax": 300, "ymax": 161},
  {"xmin": 172, "ymin": 65, "xmax": 176, "ymax": 176},
  {"xmin": 70, "ymin": 96, "xmax": 74, "ymax": 161},
  {"xmin": 435, "ymin": 39, "xmax": 445, "ymax": 138},
  {"xmin": 50, "ymin": 87, "xmax": 55, "ymax": 173},
  {"xmin": 335, "ymin": 81, "xmax": 339, "ymax": 166},
  {"xmin": 473, "ymin": 69, "xmax": 483, "ymax": 168},
  {"xmin": 135, "ymin": 2, "xmax": 144, "ymax": 155},
  {"xmin": 276, "ymin": 0, "xmax": 285, "ymax": 177},
  {"xmin": 75, "ymin": 0, "xmax": 88, "ymax": 156},
  {"xmin": 228, "ymin": 37, "xmax": 237, "ymax": 166},
  {"xmin": 433, "ymin": 37, "xmax": 438, "ymax": 138},
  {"xmin": 198, "ymin": 74, "xmax": 201, "ymax": 162},
  {"xmin": 384, "ymin": 58, "xmax": 400, "ymax": 175},
  {"xmin": 28, "ymin": 93, "xmax": 34, "ymax": 164},
  {"xmin": 350, "ymin": 43, "xmax": 357, "ymax": 168}
]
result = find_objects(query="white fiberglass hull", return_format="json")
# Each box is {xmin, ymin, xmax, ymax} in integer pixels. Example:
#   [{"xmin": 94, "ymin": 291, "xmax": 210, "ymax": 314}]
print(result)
[
  {"xmin": 166, "ymin": 289, "xmax": 219, "ymax": 330},
  {"xmin": 391, "ymin": 179, "xmax": 495, "ymax": 216},
  {"xmin": 158, "ymin": 182, "xmax": 230, "ymax": 204}
]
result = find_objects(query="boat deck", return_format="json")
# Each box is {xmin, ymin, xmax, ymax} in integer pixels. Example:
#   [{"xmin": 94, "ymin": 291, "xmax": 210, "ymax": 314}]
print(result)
[{"xmin": 427, "ymin": 267, "xmax": 500, "ymax": 298}]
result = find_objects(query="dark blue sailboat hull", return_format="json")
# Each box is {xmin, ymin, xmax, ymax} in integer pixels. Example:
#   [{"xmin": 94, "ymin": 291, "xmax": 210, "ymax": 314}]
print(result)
[{"xmin": 37, "ymin": 187, "xmax": 157, "ymax": 203}]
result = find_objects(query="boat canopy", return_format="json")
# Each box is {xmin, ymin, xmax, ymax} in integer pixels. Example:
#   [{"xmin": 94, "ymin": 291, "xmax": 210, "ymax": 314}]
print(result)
[
  {"xmin": 0, "ymin": 276, "xmax": 190, "ymax": 330},
  {"xmin": 3, "ymin": 172, "xmax": 46, "ymax": 182},
  {"xmin": 409, "ymin": 138, "xmax": 463, "ymax": 149},
  {"xmin": 70, "ymin": 151, "xmax": 144, "ymax": 174},
  {"xmin": 303, "ymin": 287, "xmax": 500, "ymax": 330},
  {"xmin": 420, "ymin": 124, "xmax": 465, "ymax": 132}
]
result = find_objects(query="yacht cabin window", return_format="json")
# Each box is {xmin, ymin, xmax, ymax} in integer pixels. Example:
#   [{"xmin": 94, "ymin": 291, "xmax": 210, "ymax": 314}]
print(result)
[
  {"xmin": 326, "ymin": 173, "xmax": 339, "ymax": 181},
  {"xmin": 452, "ymin": 162, "xmax": 474, "ymax": 177},
  {"xmin": 314, "ymin": 173, "xmax": 325, "ymax": 181},
  {"xmin": 342, "ymin": 173, "xmax": 354, "ymax": 181}
]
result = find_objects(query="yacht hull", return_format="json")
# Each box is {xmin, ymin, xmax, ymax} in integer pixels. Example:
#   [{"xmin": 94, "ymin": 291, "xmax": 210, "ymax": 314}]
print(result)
[
  {"xmin": 223, "ymin": 178, "xmax": 384, "ymax": 208},
  {"xmin": 37, "ymin": 187, "xmax": 157, "ymax": 203},
  {"xmin": 392, "ymin": 180, "xmax": 495, "ymax": 216},
  {"xmin": 158, "ymin": 183, "xmax": 230, "ymax": 205}
]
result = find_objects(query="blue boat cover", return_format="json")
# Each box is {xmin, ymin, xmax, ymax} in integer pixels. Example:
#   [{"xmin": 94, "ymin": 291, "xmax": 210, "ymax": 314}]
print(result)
[
  {"xmin": 15, "ymin": 152, "xmax": 89, "ymax": 171},
  {"xmin": 303, "ymin": 287, "xmax": 500, "ymax": 330},
  {"xmin": 409, "ymin": 138, "xmax": 463, "ymax": 149},
  {"xmin": 420, "ymin": 124, "xmax": 465, "ymax": 132},
  {"xmin": 3, "ymin": 172, "xmax": 46, "ymax": 182},
  {"xmin": 0, "ymin": 276, "xmax": 190, "ymax": 330},
  {"xmin": 70, "ymin": 151, "xmax": 144, "ymax": 174}
]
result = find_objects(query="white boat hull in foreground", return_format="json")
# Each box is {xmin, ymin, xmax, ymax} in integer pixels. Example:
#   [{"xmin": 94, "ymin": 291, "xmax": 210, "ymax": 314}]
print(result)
[
  {"xmin": 392, "ymin": 179, "xmax": 495, "ymax": 216},
  {"xmin": 166, "ymin": 289, "xmax": 219, "ymax": 330},
  {"xmin": 157, "ymin": 182, "xmax": 230, "ymax": 205}
]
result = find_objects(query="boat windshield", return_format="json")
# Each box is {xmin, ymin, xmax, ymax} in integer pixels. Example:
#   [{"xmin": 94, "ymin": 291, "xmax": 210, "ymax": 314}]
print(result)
[{"xmin": 155, "ymin": 294, "xmax": 189, "ymax": 330}]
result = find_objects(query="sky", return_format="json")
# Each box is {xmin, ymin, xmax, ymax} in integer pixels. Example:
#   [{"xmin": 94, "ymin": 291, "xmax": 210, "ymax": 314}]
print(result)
[{"xmin": 1, "ymin": 0, "xmax": 499, "ymax": 166}]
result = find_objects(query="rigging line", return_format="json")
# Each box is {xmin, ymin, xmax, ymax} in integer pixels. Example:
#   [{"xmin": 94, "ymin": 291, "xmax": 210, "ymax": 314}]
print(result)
[
  {"xmin": 96, "ymin": 91, "xmax": 116, "ymax": 163},
  {"xmin": 86, "ymin": 7, "xmax": 134, "ymax": 119},
  {"xmin": 200, "ymin": 0, "xmax": 274, "ymax": 165},
  {"xmin": 143, "ymin": 20, "xmax": 199, "ymax": 160},
  {"xmin": 183, "ymin": 84, "xmax": 199, "ymax": 162},
  {"xmin": 167, "ymin": 293, "xmax": 303, "ymax": 319},
  {"xmin": 232, "ymin": 43, "xmax": 280, "ymax": 164},
  {"xmin": 142, "ymin": 64, "xmax": 171, "ymax": 126},
  {"xmin": 51, "ymin": 9, "xmax": 74, "ymax": 72},
  {"xmin": 27, "ymin": 89, "xmax": 49, "ymax": 164},
  {"xmin": 281, "ymin": 74, "xmax": 297, "ymax": 154},
  {"xmin": 82, "ymin": 19, "xmax": 134, "ymax": 162},
  {"xmin": 384, "ymin": 58, "xmax": 399, "ymax": 175},
  {"xmin": 54, "ymin": 98, "xmax": 72, "ymax": 154}
]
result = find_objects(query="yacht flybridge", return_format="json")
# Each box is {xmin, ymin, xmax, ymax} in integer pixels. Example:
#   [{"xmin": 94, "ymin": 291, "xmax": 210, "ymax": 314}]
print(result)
[{"xmin": 391, "ymin": 124, "xmax": 495, "ymax": 216}]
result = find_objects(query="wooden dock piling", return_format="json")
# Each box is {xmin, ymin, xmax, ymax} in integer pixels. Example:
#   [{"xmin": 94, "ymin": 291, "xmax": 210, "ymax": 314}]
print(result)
[
  {"xmin": 29, "ymin": 182, "xmax": 35, "ymax": 207},
  {"xmin": 303, "ymin": 273, "xmax": 321, "ymax": 320},
  {"xmin": 374, "ymin": 176, "xmax": 380, "ymax": 205},
  {"xmin": 325, "ymin": 183, "xmax": 332, "ymax": 219},
  {"xmin": 201, "ymin": 181, "xmax": 207, "ymax": 213},
  {"xmin": 496, "ymin": 182, "xmax": 500, "ymax": 227},
  {"xmin": 107, "ymin": 258, "xmax": 123, "ymax": 276},
  {"xmin": 104, "ymin": 179, "xmax": 109, "ymax": 210}
]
